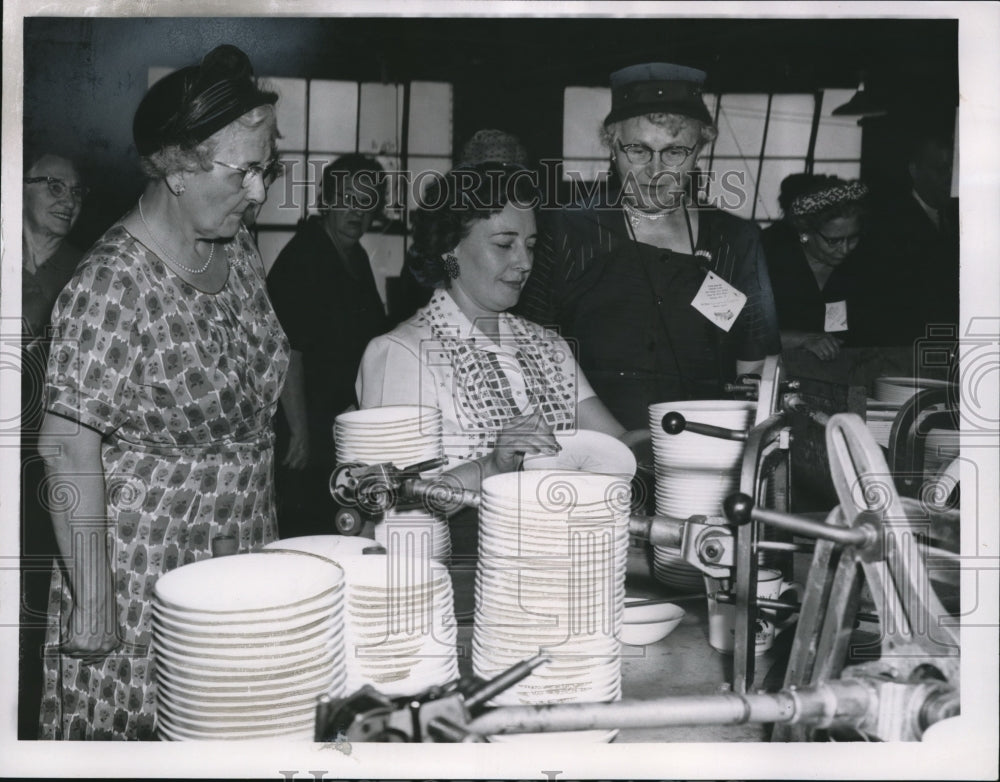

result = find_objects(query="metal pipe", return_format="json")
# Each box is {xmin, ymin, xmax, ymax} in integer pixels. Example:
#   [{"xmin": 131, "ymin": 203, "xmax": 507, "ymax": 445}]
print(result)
[
  {"xmin": 466, "ymin": 681, "xmax": 875, "ymax": 735},
  {"xmin": 409, "ymin": 478, "xmax": 480, "ymax": 510},
  {"xmin": 467, "ymin": 692, "xmax": 798, "ymax": 733},
  {"xmin": 628, "ymin": 513, "xmax": 685, "ymax": 549},
  {"xmin": 465, "ymin": 653, "xmax": 551, "ymax": 711},
  {"xmin": 752, "ymin": 506, "xmax": 875, "ymax": 548},
  {"xmin": 757, "ymin": 540, "xmax": 814, "ymax": 553}
]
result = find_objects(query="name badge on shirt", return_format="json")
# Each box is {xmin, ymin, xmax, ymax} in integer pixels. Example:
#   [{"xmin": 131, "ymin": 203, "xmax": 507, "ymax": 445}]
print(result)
[
  {"xmin": 824, "ymin": 300, "xmax": 849, "ymax": 333},
  {"xmin": 690, "ymin": 272, "xmax": 747, "ymax": 332}
]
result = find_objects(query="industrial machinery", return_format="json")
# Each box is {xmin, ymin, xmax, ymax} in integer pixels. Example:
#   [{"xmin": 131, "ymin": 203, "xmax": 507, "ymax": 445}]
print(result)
[{"xmin": 322, "ymin": 357, "xmax": 960, "ymax": 741}]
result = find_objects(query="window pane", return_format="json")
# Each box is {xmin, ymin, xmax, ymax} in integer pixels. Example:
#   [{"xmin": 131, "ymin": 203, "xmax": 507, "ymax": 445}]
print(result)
[
  {"xmin": 309, "ymin": 80, "xmax": 359, "ymax": 153},
  {"xmin": 813, "ymin": 161, "xmax": 863, "ymax": 182},
  {"xmin": 713, "ymin": 94, "xmax": 768, "ymax": 158},
  {"xmin": 706, "ymin": 157, "xmax": 758, "ymax": 219},
  {"xmin": 359, "ymin": 82, "xmax": 403, "ymax": 157},
  {"xmin": 763, "ymin": 94, "xmax": 814, "ymax": 158},
  {"xmin": 257, "ymin": 153, "xmax": 306, "ymax": 225},
  {"xmin": 814, "ymin": 89, "xmax": 863, "ymax": 160},
  {"xmin": 563, "ymin": 86, "xmax": 611, "ymax": 160},
  {"xmin": 359, "ymin": 232, "xmax": 406, "ymax": 307},
  {"xmin": 409, "ymin": 82, "xmax": 452, "ymax": 156},
  {"xmin": 406, "ymin": 156, "xmax": 452, "ymax": 212},
  {"xmin": 263, "ymin": 77, "xmax": 306, "ymax": 151},
  {"xmin": 756, "ymin": 159, "xmax": 808, "ymax": 222}
]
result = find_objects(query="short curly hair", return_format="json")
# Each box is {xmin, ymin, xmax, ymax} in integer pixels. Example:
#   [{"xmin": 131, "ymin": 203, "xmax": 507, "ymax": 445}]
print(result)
[{"xmin": 406, "ymin": 163, "xmax": 540, "ymax": 289}]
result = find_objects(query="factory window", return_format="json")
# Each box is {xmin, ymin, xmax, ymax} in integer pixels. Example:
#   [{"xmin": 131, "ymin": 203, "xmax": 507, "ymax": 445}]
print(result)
[
  {"xmin": 148, "ymin": 69, "xmax": 454, "ymax": 306},
  {"xmin": 562, "ymin": 87, "xmax": 862, "ymax": 224}
]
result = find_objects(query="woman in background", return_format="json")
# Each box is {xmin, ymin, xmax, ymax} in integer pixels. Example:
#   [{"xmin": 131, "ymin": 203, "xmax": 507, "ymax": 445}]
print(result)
[
  {"xmin": 267, "ymin": 154, "xmax": 389, "ymax": 537},
  {"xmin": 37, "ymin": 44, "xmax": 288, "ymax": 739},
  {"xmin": 761, "ymin": 175, "xmax": 869, "ymax": 363}
]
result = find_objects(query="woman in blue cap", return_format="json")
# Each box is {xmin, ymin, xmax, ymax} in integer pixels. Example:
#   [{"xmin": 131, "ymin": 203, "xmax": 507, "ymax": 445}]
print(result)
[
  {"xmin": 519, "ymin": 63, "xmax": 780, "ymax": 430},
  {"xmin": 35, "ymin": 44, "xmax": 289, "ymax": 739}
]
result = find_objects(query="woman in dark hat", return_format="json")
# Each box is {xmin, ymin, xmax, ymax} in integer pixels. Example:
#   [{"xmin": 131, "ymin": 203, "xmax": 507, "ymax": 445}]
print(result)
[
  {"xmin": 519, "ymin": 63, "xmax": 781, "ymax": 430},
  {"xmin": 35, "ymin": 44, "xmax": 289, "ymax": 739}
]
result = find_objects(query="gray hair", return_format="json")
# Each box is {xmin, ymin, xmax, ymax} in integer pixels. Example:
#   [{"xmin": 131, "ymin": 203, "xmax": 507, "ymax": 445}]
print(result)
[{"xmin": 139, "ymin": 103, "xmax": 277, "ymax": 180}]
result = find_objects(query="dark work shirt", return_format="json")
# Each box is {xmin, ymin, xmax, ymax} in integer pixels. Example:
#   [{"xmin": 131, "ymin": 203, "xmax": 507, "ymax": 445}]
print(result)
[
  {"xmin": 761, "ymin": 220, "xmax": 863, "ymax": 340},
  {"xmin": 266, "ymin": 217, "xmax": 389, "ymax": 441}
]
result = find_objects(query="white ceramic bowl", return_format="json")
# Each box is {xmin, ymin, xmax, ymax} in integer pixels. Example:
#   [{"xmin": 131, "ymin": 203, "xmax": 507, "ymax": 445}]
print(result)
[{"xmin": 620, "ymin": 602, "xmax": 685, "ymax": 645}]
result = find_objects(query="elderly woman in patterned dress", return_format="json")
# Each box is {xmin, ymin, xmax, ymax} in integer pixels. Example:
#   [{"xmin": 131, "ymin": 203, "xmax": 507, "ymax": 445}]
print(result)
[
  {"xmin": 357, "ymin": 163, "xmax": 640, "ymax": 491},
  {"xmin": 36, "ymin": 44, "xmax": 289, "ymax": 740}
]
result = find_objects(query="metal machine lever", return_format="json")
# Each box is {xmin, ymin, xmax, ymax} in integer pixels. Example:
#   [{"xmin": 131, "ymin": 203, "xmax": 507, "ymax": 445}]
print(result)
[{"xmin": 661, "ymin": 411, "xmax": 748, "ymax": 441}]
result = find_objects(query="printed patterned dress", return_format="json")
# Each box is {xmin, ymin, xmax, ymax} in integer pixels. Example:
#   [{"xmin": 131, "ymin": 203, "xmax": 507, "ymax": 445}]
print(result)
[{"xmin": 38, "ymin": 224, "xmax": 289, "ymax": 740}]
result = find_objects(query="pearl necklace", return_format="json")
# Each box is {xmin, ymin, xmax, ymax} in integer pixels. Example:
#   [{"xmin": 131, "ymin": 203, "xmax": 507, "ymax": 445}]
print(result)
[
  {"xmin": 138, "ymin": 194, "xmax": 214, "ymax": 274},
  {"xmin": 622, "ymin": 199, "xmax": 683, "ymax": 231}
]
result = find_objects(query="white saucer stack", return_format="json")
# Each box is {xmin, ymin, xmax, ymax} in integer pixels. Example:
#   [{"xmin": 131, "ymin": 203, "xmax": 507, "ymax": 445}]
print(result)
[
  {"xmin": 473, "ymin": 469, "xmax": 630, "ymax": 743},
  {"xmin": 152, "ymin": 551, "xmax": 346, "ymax": 741},
  {"xmin": 648, "ymin": 401, "xmax": 755, "ymax": 590},
  {"xmin": 335, "ymin": 405, "xmax": 444, "ymax": 468},
  {"xmin": 375, "ymin": 508, "xmax": 452, "ymax": 562},
  {"xmin": 335, "ymin": 553, "xmax": 459, "ymax": 697}
]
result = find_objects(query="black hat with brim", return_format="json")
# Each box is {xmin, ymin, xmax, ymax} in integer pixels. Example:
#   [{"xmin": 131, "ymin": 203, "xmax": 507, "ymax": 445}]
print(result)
[
  {"xmin": 133, "ymin": 44, "xmax": 277, "ymax": 156},
  {"xmin": 604, "ymin": 62, "xmax": 713, "ymax": 126}
]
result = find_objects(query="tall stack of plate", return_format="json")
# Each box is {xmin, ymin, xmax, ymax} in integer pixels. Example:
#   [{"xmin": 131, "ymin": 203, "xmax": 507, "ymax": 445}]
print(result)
[
  {"xmin": 648, "ymin": 401, "xmax": 755, "ymax": 590},
  {"xmin": 336, "ymin": 406, "xmax": 450, "ymax": 556},
  {"xmin": 152, "ymin": 551, "xmax": 346, "ymax": 741},
  {"xmin": 335, "ymin": 405, "xmax": 444, "ymax": 467},
  {"xmin": 375, "ymin": 508, "xmax": 452, "ymax": 562},
  {"xmin": 336, "ymin": 553, "xmax": 459, "ymax": 696},
  {"xmin": 473, "ymin": 469, "xmax": 631, "ymax": 743}
]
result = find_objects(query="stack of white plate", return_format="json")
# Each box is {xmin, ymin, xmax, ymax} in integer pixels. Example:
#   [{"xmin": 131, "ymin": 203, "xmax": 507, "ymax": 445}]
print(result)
[
  {"xmin": 648, "ymin": 401, "xmax": 755, "ymax": 590},
  {"xmin": 375, "ymin": 508, "xmax": 451, "ymax": 562},
  {"xmin": 864, "ymin": 402, "xmax": 898, "ymax": 448},
  {"xmin": 873, "ymin": 376, "xmax": 954, "ymax": 405},
  {"xmin": 473, "ymin": 469, "xmax": 630, "ymax": 743},
  {"xmin": 335, "ymin": 553, "xmax": 459, "ymax": 697},
  {"xmin": 335, "ymin": 405, "xmax": 444, "ymax": 468},
  {"xmin": 152, "ymin": 551, "xmax": 346, "ymax": 741},
  {"xmin": 522, "ymin": 430, "xmax": 638, "ymax": 479}
]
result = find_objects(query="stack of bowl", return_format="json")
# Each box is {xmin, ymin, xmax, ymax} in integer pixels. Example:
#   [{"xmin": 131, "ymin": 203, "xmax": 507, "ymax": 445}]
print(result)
[
  {"xmin": 473, "ymin": 469, "xmax": 631, "ymax": 743},
  {"xmin": 336, "ymin": 405, "xmax": 450, "ymax": 559},
  {"xmin": 152, "ymin": 551, "xmax": 346, "ymax": 741},
  {"xmin": 648, "ymin": 400, "xmax": 755, "ymax": 590}
]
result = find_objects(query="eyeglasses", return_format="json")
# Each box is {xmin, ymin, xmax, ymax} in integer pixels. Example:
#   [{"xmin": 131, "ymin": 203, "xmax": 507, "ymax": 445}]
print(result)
[
  {"xmin": 815, "ymin": 229, "xmax": 862, "ymax": 249},
  {"xmin": 213, "ymin": 157, "xmax": 284, "ymax": 188},
  {"xmin": 23, "ymin": 176, "xmax": 89, "ymax": 201},
  {"xmin": 616, "ymin": 140, "xmax": 696, "ymax": 167},
  {"xmin": 336, "ymin": 190, "xmax": 380, "ymax": 211}
]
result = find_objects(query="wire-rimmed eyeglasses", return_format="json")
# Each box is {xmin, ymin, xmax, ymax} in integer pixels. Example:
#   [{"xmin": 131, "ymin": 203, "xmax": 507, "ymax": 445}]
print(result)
[
  {"xmin": 23, "ymin": 176, "xmax": 89, "ymax": 201},
  {"xmin": 815, "ymin": 229, "xmax": 862, "ymax": 250},
  {"xmin": 616, "ymin": 140, "xmax": 696, "ymax": 168},
  {"xmin": 213, "ymin": 157, "xmax": 285, "ymax": 188}
]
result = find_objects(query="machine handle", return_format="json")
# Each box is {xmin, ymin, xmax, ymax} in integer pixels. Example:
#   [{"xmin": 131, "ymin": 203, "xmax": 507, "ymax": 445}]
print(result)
[{"xmin": 661, "ymin": 412, "xmax": 748, "ymax": 441}]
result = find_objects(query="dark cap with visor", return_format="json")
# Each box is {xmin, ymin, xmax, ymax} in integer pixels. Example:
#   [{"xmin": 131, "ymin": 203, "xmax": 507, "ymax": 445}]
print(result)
[
  {"xmin": 133, "ymin": 44, "xmax": 277, "ymax": 156},
  {"xmin": 604, "ymin": 62, "xmax": 713, "ymax": 126}
]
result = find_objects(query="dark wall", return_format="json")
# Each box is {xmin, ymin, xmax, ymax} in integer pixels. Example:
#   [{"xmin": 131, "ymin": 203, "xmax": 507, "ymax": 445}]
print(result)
[{"xmin": 23, "ymin": 16, "xmax": 958, "ymax": 248}]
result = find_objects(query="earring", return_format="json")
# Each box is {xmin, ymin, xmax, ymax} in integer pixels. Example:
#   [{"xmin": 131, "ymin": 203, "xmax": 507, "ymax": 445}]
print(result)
[
  {"xmin": 442, "ymin": 253, "xmax": 460, "ymax": 279},
  {"xmin": 799, "ymin": 234, "xmax": 809, "ymax": 244}
]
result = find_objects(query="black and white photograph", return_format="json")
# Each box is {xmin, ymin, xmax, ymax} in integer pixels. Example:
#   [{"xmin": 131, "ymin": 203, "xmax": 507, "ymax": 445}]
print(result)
[{"xmin": 1, "ymin": 2, "xmax": 997, "ymax": 778}]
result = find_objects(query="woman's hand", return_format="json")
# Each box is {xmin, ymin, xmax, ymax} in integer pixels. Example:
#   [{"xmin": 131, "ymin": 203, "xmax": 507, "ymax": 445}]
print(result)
[
  {"xmin": 801, "ymin": 333, "xmax": 843, "ymax": 361},
  {"xmin": 489, "ymin": 410, "xmax": 560, "ymax": 475},
  {"xmin": 61, "ymin": 589, "xmax": 120, "ymax": 664},
  {"xmin": 283, "ymin": 429, "xmax": 309, "ymax": 470}
]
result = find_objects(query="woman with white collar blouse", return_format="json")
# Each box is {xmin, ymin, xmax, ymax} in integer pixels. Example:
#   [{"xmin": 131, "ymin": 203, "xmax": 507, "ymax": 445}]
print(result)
[{"xmin": 357, "ymin": 163, "xmax": 638, "ymax": 486}]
